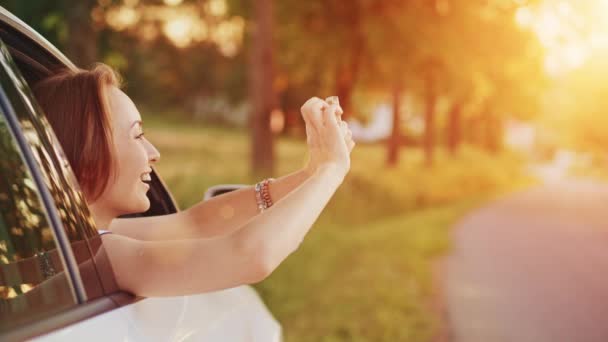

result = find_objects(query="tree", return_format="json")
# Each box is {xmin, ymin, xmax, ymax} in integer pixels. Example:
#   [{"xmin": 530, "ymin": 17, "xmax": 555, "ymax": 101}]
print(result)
[
  {"xmin": 65, "ymin": 0, "xmax": 98, "ymax": 68},
  {"xmin": 249, "ymin": 0, "xmax": 277, "ymax": 175},
  {"xmin": 425, "ymin": 0, "xmax": 544, "ymax": 156},
  {"xmin": 353, "ymin": 0, "xmax": 424, "ymax": 167}
]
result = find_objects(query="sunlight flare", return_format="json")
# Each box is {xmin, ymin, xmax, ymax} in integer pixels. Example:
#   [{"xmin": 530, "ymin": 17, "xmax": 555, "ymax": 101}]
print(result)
[{"xmin": 516, "ymin": 0, "xmax": 608, "ymax": 76}]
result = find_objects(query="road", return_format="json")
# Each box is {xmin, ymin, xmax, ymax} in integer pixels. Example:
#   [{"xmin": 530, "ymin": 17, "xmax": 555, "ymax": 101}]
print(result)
[{"xmin": 444, "ymin": 179, "xmax": 608, "ymax": 342}]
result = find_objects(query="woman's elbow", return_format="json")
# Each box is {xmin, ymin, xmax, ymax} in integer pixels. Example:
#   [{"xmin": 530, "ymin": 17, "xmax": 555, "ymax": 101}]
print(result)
[{"xmin": 240, "ymin": 240, "xmax": 281, "ymax": 284}]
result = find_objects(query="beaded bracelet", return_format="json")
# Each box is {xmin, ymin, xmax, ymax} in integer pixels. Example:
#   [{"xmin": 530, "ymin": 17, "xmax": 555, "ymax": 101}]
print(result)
[{"xmin": 254, "ymin": 178, "xmax": 275, "ymax": 212}]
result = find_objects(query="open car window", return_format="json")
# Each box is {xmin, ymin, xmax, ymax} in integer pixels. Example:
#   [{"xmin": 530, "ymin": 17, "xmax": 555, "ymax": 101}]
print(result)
[
  {"xmin": 0, "ymin": 35, "xmax": 126, "ymax": 338},
  {"xmin": 0, "ymin": 78, "xmax": 76, "ymax": 332}
]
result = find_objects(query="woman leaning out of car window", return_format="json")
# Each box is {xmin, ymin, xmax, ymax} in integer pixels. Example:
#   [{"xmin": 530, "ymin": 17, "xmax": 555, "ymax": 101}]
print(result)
[{"xmin": 28, "ymin": 64, "xmax": 355, "ymax": 297}]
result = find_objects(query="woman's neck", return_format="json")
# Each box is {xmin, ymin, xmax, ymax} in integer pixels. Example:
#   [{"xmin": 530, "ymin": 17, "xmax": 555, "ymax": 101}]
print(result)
[{"xmin": 88, "ymin": 202, "xmax": 115, "ymax": 230}]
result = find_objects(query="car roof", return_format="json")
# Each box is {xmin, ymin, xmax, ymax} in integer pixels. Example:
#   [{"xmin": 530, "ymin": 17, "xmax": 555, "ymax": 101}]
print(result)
[{"xmin": 0, "ymin": 6, "xmax": 75, "ymax": 70}]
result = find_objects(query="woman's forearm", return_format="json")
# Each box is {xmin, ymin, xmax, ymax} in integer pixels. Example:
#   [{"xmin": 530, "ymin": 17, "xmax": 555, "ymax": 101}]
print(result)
[
  {"xmin": 185, "ymin": 167, "xmax": 313, "ymax": 238},
  {"xmin": 232, "ymin": 165, "xmax": 343, "ymax": 273},
  {"xmin": 106, "ymin": 165, "xmax": 343, "ymax": 297},
  {"xmin": 109, "ymin": 167, "xmax": 313, "ymax": 241}
]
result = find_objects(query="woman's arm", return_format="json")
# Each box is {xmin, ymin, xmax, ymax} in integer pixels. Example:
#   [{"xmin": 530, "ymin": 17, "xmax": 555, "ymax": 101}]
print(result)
[
  {"xmin": 108, "ymin": 167, "xmax": 313, "ymax": 241},
  {"xmin": 109, "ymin": 100, "xmax": 344, "ymax": 242},
  {"xmin": 103, "ymin": 165, "xmax": 344, "ymax": 297},
  {"xmin": 104, "ymin": 99, "xmax": 353, "ymax": 297}
]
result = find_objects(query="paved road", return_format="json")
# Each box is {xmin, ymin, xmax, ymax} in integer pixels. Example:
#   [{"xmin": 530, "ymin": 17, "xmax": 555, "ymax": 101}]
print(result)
[{"xmin": 444, "ymin": 180, "xmax": 608, "ymax": 342}]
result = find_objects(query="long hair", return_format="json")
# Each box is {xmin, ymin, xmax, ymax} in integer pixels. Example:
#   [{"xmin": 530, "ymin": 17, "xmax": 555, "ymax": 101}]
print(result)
[{"xmin": 33, "ymin": 64, "xmax": 122, "ymax": 202}]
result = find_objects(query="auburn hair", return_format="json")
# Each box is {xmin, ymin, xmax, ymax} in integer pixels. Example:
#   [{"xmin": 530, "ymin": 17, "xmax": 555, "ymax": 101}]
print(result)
[{"xmin": 33, "ymin": 64, "xmax": 122, "ymax": 202}]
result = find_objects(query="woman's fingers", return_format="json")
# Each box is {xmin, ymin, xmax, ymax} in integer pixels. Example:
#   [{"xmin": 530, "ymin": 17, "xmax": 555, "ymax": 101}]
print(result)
[
  {"xmin": 339, "ymin": 121, "xmax": 348, "ymax": 135},
  {"xmin": 336, "ymin": 105, "xmax": 344, "ymax": 120},
  {"xmin": 322, "ymin": 104, "xmax": 343, "ymax": 138},
  {"xmin": 347, "ymin": 139, "xmax": 355, "ymax": 152},
  {"xmin": 342, "ymin": 122, "xmax": 354, "ymax": 152},
  {"xmin": 301, "ymin": 97, "xmax": 327, "ymax": 129}
]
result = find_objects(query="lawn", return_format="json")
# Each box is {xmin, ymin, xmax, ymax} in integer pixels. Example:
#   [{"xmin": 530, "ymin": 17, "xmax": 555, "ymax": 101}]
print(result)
[{"xmin": 146, "ymin": 116, "xmax": 533, "ymax": 341}]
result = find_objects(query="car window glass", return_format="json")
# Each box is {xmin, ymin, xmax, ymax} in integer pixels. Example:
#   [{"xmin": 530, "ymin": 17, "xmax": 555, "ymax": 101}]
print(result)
[
  {"xmin": 0, "ymin": 105, "xmax": 76, "ymax": 332},
  {"xmin": 0, "ymin": 40, "xmax": 118, "ymax": 298}
]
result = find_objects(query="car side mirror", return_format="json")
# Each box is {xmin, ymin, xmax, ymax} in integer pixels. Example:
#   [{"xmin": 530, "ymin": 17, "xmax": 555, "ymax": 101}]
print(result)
[{"xmin": 203, "ymin": 184, "xmax": 247, "ymax": 201}]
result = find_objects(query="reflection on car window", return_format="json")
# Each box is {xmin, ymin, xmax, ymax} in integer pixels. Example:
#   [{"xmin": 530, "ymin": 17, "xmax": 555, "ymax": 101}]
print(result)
[
  {"xmin": 0, "ymin": 110, "xmax": 76, "ymax": 332},
  {"xmin": 0, "ymin": 41, "xmax": 116, "ymax": 299}
]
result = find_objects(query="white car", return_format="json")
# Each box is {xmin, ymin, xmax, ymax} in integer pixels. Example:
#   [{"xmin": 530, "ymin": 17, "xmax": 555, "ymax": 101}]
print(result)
[{"xmin": 0, "ymin": 7, "xmax": 281, "ymax": 341}]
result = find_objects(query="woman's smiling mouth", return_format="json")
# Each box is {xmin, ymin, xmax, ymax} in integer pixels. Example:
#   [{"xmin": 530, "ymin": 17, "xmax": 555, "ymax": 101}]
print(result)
[{"xmin": 141, "ymin": 172, "xmax": 152, "ymax": 186}]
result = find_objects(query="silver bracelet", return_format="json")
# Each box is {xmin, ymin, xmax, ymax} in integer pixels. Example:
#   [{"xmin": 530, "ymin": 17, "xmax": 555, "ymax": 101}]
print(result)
[
  {"xmin": 254, "ymin": 178, "xmax": 275, "ymax": 213},
  {"xmin": 254, "ymin": 182, "xmax": 266, "ymax": 212}
]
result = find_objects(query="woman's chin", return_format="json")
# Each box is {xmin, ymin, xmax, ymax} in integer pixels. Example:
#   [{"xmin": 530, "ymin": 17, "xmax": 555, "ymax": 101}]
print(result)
[
  {"xmin": 124, "ymin": 196, "xmax": 150, "ymax": 214},
  {"xmin": 136, "ymin": 197, "xmax": 151, "ymax": 212}
]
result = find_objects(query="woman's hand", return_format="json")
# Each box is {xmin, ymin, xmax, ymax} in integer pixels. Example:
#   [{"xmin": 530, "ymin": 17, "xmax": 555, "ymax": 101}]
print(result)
[{"xmin": 301, "ymin": 97, "xmax": 355, "ymax": 180}]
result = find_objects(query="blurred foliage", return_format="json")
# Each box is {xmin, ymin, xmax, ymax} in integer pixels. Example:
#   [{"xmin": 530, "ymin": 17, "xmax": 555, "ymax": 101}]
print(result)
[{"xmin": 1, "ymin": 0, "xmax": 547, "ymax": 140}]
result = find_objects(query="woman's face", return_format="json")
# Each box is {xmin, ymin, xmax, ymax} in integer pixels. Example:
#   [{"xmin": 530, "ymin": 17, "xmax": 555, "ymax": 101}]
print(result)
[{"xmin": 94, "ymin": 86, "xmax": 160, "ymax": 217}]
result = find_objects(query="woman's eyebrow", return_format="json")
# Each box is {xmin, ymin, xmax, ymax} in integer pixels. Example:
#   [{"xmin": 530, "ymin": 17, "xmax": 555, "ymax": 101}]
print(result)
[{"xmin": 130, "ymin": 120, "xmax": 143, "ymax": 129}]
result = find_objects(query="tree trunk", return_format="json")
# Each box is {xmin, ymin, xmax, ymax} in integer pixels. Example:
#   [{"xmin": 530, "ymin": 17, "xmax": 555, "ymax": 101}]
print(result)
[
  {"xmin": 484, "ymin": 112, "xmax": 503, "ymax": 154},
  {"xmin": 249, "ymin": 0, "xmax": 276, "ymax": 176},
  {"xmin": 335, "ymin": 65, "xmax": 356, "ymax": 120},
  {"xmin": 465, "ymin": 113, "xmax": 482, "ymax": 147},
  {"xmin": 447, "ymin": 102, "xmax": 462, "ymax": 155},
  {"xmin": 65, "ymin": 0, "xmax": 97, "ymax": 68},
  {"xmin": 424, "ymin": 77, "xmax": 436, "ymax": 167},
  {"xmin": 386, "ymin": 82, "xmax": 403, "ymax": 167},
  {"xmin": 334, "ymin": 1, "xmax": 363, "ymax": 120}
]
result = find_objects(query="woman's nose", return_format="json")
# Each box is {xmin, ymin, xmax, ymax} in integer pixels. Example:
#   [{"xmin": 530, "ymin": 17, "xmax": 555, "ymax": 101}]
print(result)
[{"xmin": 146, "ymin": 139, "xmax": 160, "ymax": 163}]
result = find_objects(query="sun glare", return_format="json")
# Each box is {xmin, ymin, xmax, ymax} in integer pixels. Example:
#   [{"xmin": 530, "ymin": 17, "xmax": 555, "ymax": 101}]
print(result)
[
  {"xmin": 105, "ymin": 5, "xmax": 140, "ymax": 31},
  {"xmin": 100, "ymin": 0, "xmax": 243, "ymax": 53},
  {"xmin": 517, "ymin": 0, "xmax": 608, "ymax": 76},
  {"xmin": 207, "ymin": 0, "xmax": 228, "ymax": 17},
  {"xmin": 515, "ymin": 6, "xmax": 533, "ymax": 27},
  {"xmin": 163, "ymin": 16, "xmax": 194, "ymax": 48},
  {"xmin": 164, "ymin": 0, "xmax": 183, "ymax": 6}
]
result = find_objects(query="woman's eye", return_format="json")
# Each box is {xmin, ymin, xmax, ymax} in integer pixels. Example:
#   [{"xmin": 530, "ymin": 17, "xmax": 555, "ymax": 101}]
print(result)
[{"xmin": 136, "ymin": 132, "xmax": 145, "ymax": 139}]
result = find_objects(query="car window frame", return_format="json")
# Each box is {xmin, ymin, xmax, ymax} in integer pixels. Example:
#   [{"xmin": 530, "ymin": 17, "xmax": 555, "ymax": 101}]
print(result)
[{"xmin": 0, "ymin": 41, "xmax": 125, "ymax": 342}]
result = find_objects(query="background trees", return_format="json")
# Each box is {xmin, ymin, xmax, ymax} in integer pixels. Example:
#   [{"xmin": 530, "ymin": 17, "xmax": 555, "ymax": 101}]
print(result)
[{"xmin": 0, "ymin": 0, "xmax": 554, "ymax": 173}]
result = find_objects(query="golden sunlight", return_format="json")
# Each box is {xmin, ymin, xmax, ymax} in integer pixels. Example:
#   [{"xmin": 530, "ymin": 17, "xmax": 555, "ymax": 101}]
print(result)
[
  {"xmin": 163, "ymin": 0, "xmax": 183, "ymax": 6},
  {"xmin": 163, "ymin": 16, "xmax": 194, "ymax": 48},
  {"xmin": 207, "ymin": 0, "xmax": 228, "ymax": 17},
  {"xmin": 162, "ymin": 13, "xmax": 209, "ymax": 48},
  {"xmin": 211, "ymin": 17, "xmax": 245, "ymax": 57},
  {"xmin": 516, "ymin": 0, "xmax": 608, "ymax": 76},
  {"xmin": 105, "ymin": 5, "xmax": 140, "ymax": 31}
]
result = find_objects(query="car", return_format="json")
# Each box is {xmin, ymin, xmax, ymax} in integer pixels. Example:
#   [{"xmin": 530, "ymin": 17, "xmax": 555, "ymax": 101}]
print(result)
[{"xmin": 0, "ymin": 6, "xmax": 281, "ymax": 341}]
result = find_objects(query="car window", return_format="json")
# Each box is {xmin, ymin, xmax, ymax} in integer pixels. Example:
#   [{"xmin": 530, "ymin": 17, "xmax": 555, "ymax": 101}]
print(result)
[
  {"xmin": 0, "ymin": 39, "xmax": 119, "ymax": 299},
  {"xmin": 0, "ymin": 91, "xmax": 76, "ymax": 332}
]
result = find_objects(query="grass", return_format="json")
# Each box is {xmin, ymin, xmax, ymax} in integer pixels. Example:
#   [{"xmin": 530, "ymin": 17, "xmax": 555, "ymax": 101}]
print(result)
[
  {"xmin": 145, "ymin": 116, "xmax": 534, "ymax": 341},
  {"xmin": 255, "ymin": 202, "xmax": 480, "ymax": 342}
]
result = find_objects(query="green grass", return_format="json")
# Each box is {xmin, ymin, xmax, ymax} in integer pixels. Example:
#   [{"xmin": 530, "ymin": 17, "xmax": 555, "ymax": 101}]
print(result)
[
  {"xmin": 256, "ymin": 202, "xmax": 480, "ymax": 342},
  {"xmin": 145, "ymin": 117, "xmax": 534, "ymax": 341}
]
